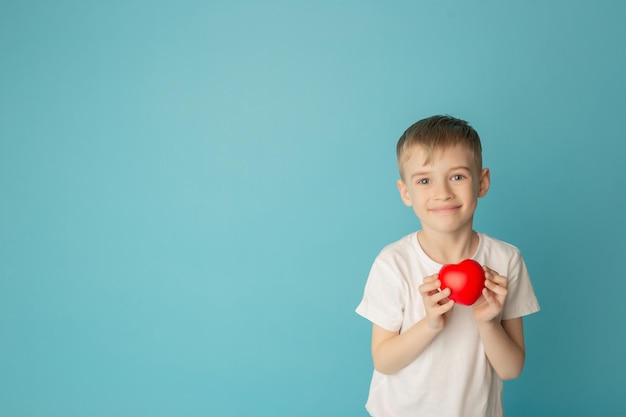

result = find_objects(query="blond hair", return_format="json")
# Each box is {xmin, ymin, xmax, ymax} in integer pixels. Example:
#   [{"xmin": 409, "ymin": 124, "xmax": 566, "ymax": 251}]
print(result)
[{"xmin": 396, "ymin": 115, "xmax": 483, "ymax": 179}]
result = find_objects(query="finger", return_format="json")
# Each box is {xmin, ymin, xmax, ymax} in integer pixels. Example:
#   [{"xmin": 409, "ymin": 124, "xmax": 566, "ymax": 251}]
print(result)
[
  {"xmin": 482, "ymin": 287, "xmax": 499, "ymax": 307},
  {"xmin": 431, "ymin": 287, "xmax": 451, "ymax": 305},
  {"xmin": 434, "ymin": 298, "xmax": 455, "ymax": 314},
  {"xmin": 482, "ymin": 266, "xmax": 500, "ymax": 276},
  {"xmin": 485, "ymin": 278, "xmax": 509, "ymax": 295},
  {"xmin": 483, "ymin": 287, "xmax": 505, "ymax": 311},
  {"xmin": 493, "ymin": 275, "xmax": 508, "ymax": 288},
  {"xmin": 419, "ymin": 279, "xmax": 442, "ymax": 296},
  {"xmin": 422, "ymin": 287, "xmax": 447, "ymax": 310},
  {"xmin": 423, "ymin": 274, "xmax": 438, "ymax": 283},
  {"xmin": 484, "ymin": 271, "xmax": 508, "ymax": 289},
  {"xmin": 485, "ymin": 281, "xmax": 509, "ymax": 299}
]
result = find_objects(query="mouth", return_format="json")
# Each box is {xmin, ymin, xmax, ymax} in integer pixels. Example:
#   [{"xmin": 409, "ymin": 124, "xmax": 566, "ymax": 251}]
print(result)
[{"xmin": 430, "ymin": 205, "xmax": 461, "ymax": 214}]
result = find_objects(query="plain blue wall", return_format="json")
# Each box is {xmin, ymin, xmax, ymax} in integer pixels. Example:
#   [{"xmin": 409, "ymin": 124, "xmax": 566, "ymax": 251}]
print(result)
[{"xmin": 1, "ymin": 1, "xmax": 625, "ymax": 416}]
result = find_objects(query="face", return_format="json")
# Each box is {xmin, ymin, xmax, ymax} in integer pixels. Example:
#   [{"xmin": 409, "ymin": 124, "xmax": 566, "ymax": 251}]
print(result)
[{"xmin": 397, "ymin": 144, "xmax": 490, "ymax": 236}]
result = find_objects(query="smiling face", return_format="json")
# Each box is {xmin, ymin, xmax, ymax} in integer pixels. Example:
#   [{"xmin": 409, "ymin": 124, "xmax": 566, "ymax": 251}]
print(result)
[{"xmin": 397, "ymin": 143, "xmax": 490, "ymax": 236}]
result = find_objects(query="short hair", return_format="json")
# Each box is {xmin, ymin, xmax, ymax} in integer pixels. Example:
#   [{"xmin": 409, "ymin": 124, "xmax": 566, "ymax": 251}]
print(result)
[{"xmin": 396, "ymin": 115, "xmax": 483, "ymax": 179}]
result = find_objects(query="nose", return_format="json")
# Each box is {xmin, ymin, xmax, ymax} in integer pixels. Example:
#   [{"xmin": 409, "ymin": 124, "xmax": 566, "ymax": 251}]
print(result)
[{"xmin": 434, "ymin": 181, "xmax": 453, "ymax": 201}]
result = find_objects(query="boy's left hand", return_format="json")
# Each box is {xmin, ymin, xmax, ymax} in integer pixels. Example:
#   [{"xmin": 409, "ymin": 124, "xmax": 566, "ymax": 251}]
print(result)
[{"xmin": 472, "ymin": 267, "xmax": 508, "ymax": 324}]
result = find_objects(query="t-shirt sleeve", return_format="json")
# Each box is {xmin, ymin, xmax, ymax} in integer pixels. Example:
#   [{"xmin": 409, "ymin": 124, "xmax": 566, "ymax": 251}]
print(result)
[
  {"xmin": 355, "ymin": 258, "xmax": 407, "ymax": 332},
  {"xmin": 502, "ymin": 252, "xmax": 540, "ymax": 320}
]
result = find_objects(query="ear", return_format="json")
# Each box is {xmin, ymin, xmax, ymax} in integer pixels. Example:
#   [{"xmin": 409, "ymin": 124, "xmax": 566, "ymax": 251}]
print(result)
[
  {"xmin": 478, "ymin": 168, "xmax": 490, "ymax": 198},
  {"xmin": 397, "ymin": 179, "xmax": 413, "ymax": 206}
]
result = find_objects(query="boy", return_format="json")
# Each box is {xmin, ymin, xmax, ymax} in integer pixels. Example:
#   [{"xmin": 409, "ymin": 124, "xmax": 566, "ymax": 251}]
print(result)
[{"xmin": 356, "ymin": 115, "xmax": 539, "ymax": 417}]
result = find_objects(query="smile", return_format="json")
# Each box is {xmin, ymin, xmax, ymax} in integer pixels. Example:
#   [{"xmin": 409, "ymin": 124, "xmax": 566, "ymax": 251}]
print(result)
[{"xmin": 430, "ymin": 206, "xmax": 461, "ymax": 214}]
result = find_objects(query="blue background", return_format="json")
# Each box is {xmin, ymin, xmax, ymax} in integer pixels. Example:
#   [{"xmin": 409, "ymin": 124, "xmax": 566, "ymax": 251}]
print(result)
[{"xmin": 1, "ymin": 1, "xmax": 625, "ymax": 416}]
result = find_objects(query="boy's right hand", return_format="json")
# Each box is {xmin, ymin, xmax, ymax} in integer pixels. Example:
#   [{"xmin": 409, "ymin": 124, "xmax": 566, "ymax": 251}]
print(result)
[{"xmin": 419, "ymin": 274, "xmax": 455, "ymax": 331}]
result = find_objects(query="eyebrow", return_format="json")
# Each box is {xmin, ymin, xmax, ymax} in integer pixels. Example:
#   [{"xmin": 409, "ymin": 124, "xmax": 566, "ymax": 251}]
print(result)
[
  {"xmin": 410, "ymin": 171, "xmax": 430, "ymax": 179},
  {"xmin": 409, "ymin": 166, "xmax": 472, "ymax": 179},
  {"xmin": 449, "ymin": 166, "xmax": 473, "ymax": 172}
]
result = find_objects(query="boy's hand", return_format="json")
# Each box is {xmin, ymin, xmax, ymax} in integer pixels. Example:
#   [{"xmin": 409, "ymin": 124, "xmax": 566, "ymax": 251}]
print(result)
[
  {"xmin": 419, "ymin": 274, "xmax": 455, "ymax": 331},
  {"xmin": 472, "ymin": 267, "xmax": 508, "ymax": 324}
]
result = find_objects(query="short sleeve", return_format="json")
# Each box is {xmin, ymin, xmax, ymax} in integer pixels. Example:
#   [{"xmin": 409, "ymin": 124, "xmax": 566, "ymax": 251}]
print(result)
[
  {"xmin": 502, "ymin": 252, "xmax": 540, "ymax": 320},
  {"xmin": 356, "ymin": 258, "xmax": 408, "ymax": 332}
]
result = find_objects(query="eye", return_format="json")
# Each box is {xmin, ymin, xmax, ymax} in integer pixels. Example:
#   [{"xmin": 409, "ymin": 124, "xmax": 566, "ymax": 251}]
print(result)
[
  {"xmin": 416, "ymin": 178, "xmax": 431, "ymax": 185},
  {"xmin": 451, "ymin": 174, "xmax": 465, "ymax": 181}
]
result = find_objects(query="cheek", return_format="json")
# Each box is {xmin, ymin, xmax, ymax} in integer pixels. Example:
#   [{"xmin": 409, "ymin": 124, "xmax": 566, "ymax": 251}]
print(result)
[
  {"xmin": 457, "ymin": 185, "xmax": 479, "ymax": 203},
  {"xmin": 470, "ymin": 180, "xmax": 481, "ymax": 195},
  {"xmin": 408, "ymin": 186, "xmax": 423, "ymax": 199},
  {"xmin": 411, "ymin": 192, "xmax": 430, "ymax": 208}
]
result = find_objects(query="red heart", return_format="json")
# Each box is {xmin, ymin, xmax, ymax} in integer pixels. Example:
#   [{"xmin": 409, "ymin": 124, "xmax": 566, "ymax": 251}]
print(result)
[{"xmin": 439, "ymin": 259, "xmax": 486, "ymax": 306}]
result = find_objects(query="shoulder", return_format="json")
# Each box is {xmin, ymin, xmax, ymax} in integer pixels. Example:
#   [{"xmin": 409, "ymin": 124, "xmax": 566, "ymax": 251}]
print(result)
[
  {"xmin": 479, "ymin": 233, "xmax": 522, "ymax": 260},
  {"xmin": 476, "ymin": 233, "xmax": 527, "ymax": 275},
  {"xmin": 366, "ymin": 232, "xmax": 424, "ymax": 285},
  {"xmin": 477, "ymin": 235, "xmax": 541, "ymax": 318},
  {"xmin": 375, "ymin": 233, "xmax": 418, "ymax": 263}
]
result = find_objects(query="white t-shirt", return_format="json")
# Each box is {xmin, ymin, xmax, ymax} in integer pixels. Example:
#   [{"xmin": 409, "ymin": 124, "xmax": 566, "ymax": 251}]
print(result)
[{"xmin": 356, "ymin": 232, "xmax": 540, "ymax": 417}]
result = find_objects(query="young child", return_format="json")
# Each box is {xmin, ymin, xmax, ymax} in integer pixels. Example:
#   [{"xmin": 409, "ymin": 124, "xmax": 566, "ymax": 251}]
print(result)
[{"xmin": 356, "ymin": 115, "xmax": 540, "ymax": 417}]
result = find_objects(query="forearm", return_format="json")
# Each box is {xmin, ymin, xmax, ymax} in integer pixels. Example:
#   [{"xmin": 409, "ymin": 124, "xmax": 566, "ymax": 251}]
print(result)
[
  {"xmin": 477, "ymin": 320, "xmax": 525, "ymax": 380},
  {"xmin": 372, "ymin": 319, "xmax": 442, "ymax": 375}
]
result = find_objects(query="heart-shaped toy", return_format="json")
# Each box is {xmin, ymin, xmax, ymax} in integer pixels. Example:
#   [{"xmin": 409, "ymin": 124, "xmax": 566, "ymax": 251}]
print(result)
[{"xmin": 439, "ymin": 259, "xmax": 486, "ymax": 306}]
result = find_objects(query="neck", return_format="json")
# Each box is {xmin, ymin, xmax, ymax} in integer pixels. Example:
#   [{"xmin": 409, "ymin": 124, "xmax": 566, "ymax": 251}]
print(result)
[{"xmin": 417, "ymin": 228, "xmax": 478, "ymax": 265}]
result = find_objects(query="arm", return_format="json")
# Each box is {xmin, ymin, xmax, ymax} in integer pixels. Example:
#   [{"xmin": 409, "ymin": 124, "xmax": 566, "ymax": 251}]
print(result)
[
  {"xmin": 473, "ymin": 267, "xmax": 526, "ymax": 380},
  {"xmin": 371, "ymin": 275, "xmax": 454, "ymax": 375},
  {"xmin": 477, "ymin": 317, "xmax": 525, "ymax": 380}
]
